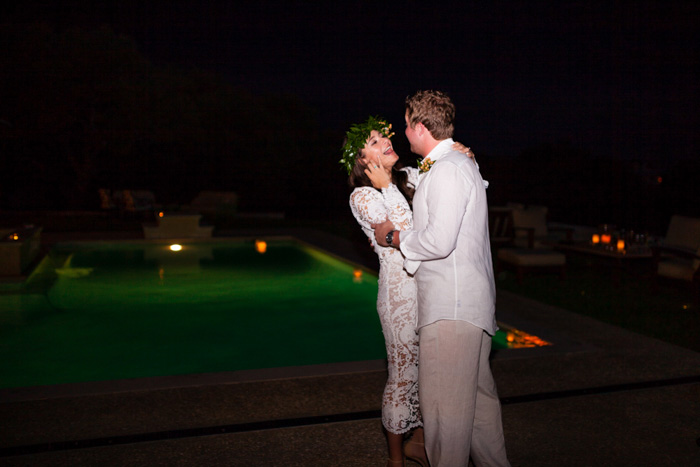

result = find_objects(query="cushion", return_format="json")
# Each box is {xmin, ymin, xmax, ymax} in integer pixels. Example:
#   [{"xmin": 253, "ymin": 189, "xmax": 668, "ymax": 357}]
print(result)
[
  {"xmin": 665, "ymin": 215, "xmax": 700, "ymax": 251},
  {"xmin": 512, "ymin": 205, "xmax": 548, "ymax": 238},
  {"xmin": 658, "ymin": 258, "xmax": 696, "ymax": 282}
]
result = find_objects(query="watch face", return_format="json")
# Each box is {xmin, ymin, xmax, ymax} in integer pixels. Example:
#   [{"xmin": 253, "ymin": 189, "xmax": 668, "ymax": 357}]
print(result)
[{"xmin": 386, "ymin": 231, "xmax": 393, "ymax": 245}]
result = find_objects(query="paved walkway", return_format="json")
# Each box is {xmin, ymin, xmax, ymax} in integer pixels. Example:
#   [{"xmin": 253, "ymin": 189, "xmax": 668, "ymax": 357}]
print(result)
[{"xmin": 1, "ymin": 229, "xmax": 699, "ymax": 466}]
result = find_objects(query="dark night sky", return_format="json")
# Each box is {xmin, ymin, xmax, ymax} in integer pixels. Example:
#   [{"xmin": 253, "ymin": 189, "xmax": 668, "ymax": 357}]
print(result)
[{"xmin": 7, "ymin": 1, "xmax": 700, "ymax": 161}]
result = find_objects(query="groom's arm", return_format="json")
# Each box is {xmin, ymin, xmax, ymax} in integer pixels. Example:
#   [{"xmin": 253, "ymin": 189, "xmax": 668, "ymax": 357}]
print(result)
[
  {"xmin": 399, "ymin": 162, "xmax": 470, "ymax": 261},
  {"xmin": 373, "ymin": 219, "xmax": 399, "ymax": 247}
]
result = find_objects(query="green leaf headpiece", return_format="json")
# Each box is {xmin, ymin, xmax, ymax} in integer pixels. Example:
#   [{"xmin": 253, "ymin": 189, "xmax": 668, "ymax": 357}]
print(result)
[{"xmin": 339, "ymin": 115, "xmax": 395, "ymax": 175}]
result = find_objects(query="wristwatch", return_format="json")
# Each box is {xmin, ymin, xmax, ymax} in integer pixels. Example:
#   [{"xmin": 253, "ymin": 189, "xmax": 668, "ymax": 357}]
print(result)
[{"xmin": 386, "ymin": 230, "xmax": 396, "ymax": 246}]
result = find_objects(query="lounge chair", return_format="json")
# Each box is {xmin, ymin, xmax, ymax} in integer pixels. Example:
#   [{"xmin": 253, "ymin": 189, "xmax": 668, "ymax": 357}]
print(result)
[
  {"xmin": 495, "ymin": 204, "xmax": 567, "ymax": 284},
  {"xmin": 653, "ymin": 215, "xmax": 700, "ymax": 303}
]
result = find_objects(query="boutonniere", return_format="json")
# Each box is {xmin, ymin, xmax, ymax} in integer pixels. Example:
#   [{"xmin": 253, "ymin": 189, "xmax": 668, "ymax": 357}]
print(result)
[{"xmin": 418, "ymin": 157, "xmax": 434, "ymax": 173}]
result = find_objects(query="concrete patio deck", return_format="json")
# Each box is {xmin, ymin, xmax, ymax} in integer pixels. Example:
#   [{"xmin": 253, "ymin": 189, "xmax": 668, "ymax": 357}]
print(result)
[{"xmin": 1, "ymin": 229, "xmax": 698, "ymax": 466}]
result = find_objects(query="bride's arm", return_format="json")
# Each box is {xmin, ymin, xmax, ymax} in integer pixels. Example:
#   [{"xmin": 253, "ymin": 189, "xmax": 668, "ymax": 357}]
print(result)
[{"xmin": 349, "ymin": 184, "xmax": 412, "ymax": 237}]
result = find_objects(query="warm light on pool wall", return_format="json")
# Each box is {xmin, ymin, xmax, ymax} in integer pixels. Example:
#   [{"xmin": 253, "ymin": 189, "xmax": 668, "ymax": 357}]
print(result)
[
  {"xmin": 617, "ymin": 239, "xmax": 625, "ymax": 252},
  {"xmin": 255, "ymin": 240, "xmax": 267, "ymax": 254},
  {"xmin": 353, "ymin": 269, "xmax": 363, "ymax": 283},
  {"xmin": 170, "ymin": 244, "xmax": 183, "ymax": 251}
]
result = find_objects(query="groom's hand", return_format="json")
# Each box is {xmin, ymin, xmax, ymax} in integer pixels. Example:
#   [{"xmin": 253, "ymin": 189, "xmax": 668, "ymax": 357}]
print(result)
[{"xmin": 372, "ymin": 219, "xmax": 395, "ymax": 247}]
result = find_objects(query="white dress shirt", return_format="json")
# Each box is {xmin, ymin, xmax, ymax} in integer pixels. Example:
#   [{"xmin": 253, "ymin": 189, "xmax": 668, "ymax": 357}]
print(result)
[{"xmin": 399, "ymin": 138, "xmax": 497, "ymax": 335}]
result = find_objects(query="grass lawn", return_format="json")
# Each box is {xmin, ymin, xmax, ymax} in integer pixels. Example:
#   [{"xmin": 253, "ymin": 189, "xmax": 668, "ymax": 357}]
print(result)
[{"xmin": 494, "ymin": 253, "xmax": 699, "ymax": 353}]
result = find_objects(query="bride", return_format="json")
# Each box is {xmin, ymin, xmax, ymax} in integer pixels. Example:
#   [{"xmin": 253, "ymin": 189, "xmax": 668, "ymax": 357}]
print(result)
[{"xmin": 342, "ymin": 116, "xmax": 473, "ymax": 466}]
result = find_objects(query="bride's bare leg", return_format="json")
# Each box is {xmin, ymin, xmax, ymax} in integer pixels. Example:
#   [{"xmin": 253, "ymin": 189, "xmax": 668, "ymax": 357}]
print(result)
[
  {"xmin": 404, "ymin": 427, "xmax": 428, "ymax": 466},
  {"xmin": 386, "ymin": 430, "xmax": 404, "ymax": 464}
]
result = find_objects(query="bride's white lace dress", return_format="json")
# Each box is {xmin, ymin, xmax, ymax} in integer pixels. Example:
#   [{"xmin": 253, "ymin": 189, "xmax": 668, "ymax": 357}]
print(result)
[{"xmin": 349, "ymin": 169, "xmax": 422, "ymax": 434}]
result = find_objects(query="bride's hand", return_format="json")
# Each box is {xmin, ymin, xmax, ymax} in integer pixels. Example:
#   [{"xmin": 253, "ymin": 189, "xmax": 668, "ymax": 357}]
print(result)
[
  {"xmin": 452, "ymin": 142, "xmax": 475, "ymax": 159},
  {"xmin": 364, "ymin": 158, "xmax": 391, "ymax": 189}
]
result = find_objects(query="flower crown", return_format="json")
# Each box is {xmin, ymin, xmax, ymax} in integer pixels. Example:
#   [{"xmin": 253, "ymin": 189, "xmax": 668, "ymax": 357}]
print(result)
[{"xmin": 340, "ymin": 115, "xmax": 395, "ymax": 175}]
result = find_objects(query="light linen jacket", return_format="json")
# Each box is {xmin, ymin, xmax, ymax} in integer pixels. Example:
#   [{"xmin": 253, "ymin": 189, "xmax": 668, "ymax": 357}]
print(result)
[{"xmin": 399, "ymin": 138, "xmax": 497, "ymax": 335}]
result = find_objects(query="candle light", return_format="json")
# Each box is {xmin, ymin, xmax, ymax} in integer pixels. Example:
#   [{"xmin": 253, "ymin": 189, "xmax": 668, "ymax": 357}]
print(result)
[
  {"xmin": 255, "ymin": 240, "xmax": 267, "ymax": 254},
  {"xmin": 591, "ymin": 234, "xmax": 600, "ymax": 244},
  {"xmin": 601, "ymin": 233, "xmax": 612, "ymax": 244},
  {"xmin": 617, "ymin": 239, "xmax": 625, "ymax": 252}
]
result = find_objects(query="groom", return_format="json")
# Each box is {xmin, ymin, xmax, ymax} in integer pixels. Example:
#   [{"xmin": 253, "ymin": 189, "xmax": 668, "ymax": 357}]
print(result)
[{"xmin": 373, "ymin": 90, "xmax": 510, "ymax": 466}]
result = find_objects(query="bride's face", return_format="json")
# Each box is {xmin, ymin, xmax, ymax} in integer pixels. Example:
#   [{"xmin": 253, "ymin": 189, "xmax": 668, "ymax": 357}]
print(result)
[{"xmin": 360, "ymin": 130, "xmax": 399, "ymax": 169}]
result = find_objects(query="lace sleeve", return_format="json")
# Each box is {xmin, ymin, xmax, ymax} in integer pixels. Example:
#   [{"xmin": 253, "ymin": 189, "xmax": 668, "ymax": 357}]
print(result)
[
  {"xmin": 380, "ymin": 184, "xmax": 413, "ymax": 231},
  {"xmin": 349, "ymin": 186, "xmax": 413, "ymax": 233}
]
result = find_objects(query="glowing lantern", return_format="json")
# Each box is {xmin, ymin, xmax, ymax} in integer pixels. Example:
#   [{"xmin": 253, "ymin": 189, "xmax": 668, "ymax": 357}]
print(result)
[
  {"xmin": 169, "ymin": 244, "xmax": 182, "ymax": 252},
  {"xmin": 601, "ymin": 234, "xmax": 612, "ymax": 244},
  {"xmin": 10, "ymin": 233, "xmax": 19, "ymax": 241},
  {"xmin": 255, "ymin": 240, "xmax": 267, "ymax": 254},
  {"xmin": 353, "ymin": 269, "xmax": 363, "ymax": 279},
  {"xmin": 616, "ymin": 239, "xmax": 625, "ymax": 252},
  {"xmin": 591, "ymin": 234, "xmax": 600, "ymax": 244},
  {"xmin": 158, "ymin": 211, "xmax": 164, "ymax": 218}
]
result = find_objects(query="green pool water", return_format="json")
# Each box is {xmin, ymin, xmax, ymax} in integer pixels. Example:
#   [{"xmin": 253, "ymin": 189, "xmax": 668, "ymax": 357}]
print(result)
[{"xmin": 0, "ymin": 239, "xmax": 535, "ymax": 389}]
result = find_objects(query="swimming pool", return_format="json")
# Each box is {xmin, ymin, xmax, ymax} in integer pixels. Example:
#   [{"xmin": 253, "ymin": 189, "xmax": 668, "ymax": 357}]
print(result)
[{"xmin": 0, "ymin": 238, "xmax": 548, "ymax": 389}]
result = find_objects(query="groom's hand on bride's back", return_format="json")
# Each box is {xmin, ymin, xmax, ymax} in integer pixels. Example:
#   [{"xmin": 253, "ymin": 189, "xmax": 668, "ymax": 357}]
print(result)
[{"xmin": 371, "ymin": 219, "xmax": 394, "ymax": 247}]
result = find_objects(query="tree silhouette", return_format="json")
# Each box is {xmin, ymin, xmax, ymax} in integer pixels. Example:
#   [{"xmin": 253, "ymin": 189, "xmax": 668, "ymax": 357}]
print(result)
[{"xmin": 0, "ymin": 23, "xmax": 337, "ymax": 214}]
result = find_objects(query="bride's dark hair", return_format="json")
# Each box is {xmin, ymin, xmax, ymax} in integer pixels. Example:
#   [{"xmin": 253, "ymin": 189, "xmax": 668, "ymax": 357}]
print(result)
[{"xmin": 346, "ymin": 144, "xmax": 415, "ymax": 205}]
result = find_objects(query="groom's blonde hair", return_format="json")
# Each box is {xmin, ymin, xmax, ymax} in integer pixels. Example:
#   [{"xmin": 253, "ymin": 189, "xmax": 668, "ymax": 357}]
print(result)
[{"xmin": 405, "ymin": 90, "xmax": 455, "ymax": 140}]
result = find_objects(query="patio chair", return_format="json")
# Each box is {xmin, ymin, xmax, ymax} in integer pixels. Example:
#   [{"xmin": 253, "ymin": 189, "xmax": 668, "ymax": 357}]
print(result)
[
  {"xmin": 652, "ymin": 215, "xmax": 700, "ymax": 302},
  {"xmin": 98, "ymin": 188, "xmax": 115, "ymax": 210},
  {"xmin": 495, "ymin": 204, "xmax": 567, "ymax": 284},
  {"xmin": 488, "ymin": 207, "xmax": 515, "ymax": 248},
  {"xmin": 509, "ymin": 203, "xmax": 573, "ymax": 248}
]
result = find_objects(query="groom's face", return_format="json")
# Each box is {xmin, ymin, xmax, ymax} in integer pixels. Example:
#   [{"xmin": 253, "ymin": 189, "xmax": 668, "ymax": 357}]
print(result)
[{"xmin": 404, "ymin": 112, "xmax": 422, "ymax": 156}]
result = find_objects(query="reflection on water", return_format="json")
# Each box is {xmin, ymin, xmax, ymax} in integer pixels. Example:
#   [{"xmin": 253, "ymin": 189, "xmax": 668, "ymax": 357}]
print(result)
[
  {"xmin": 144, "ymin": 244, "xmax": 214, "ymax": 270},
  {"xmin": 497, "ymin": 324, "xmax": 551, "ymax": 349}
]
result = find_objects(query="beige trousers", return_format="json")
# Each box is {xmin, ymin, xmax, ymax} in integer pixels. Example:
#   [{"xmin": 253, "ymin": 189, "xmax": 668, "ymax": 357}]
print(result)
[{"xmin": 418, "ymin": 319, "xmax": 510, "ymax": 467}]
